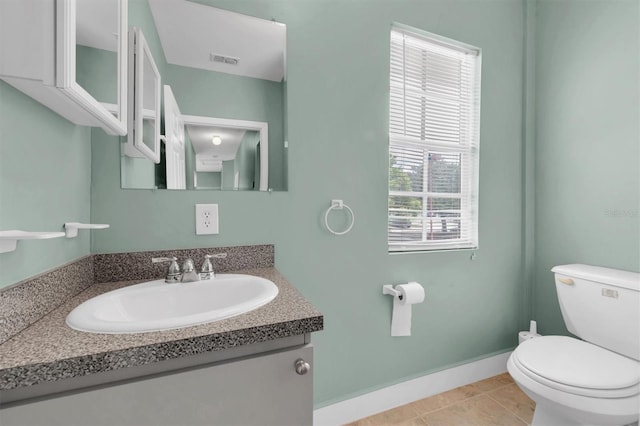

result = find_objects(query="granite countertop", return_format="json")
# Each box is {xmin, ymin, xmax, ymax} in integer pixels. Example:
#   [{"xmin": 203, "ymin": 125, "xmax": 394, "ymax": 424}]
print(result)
[{"xmin": 0, "ymin": 267, "xmax": 323, "ymax": 391}]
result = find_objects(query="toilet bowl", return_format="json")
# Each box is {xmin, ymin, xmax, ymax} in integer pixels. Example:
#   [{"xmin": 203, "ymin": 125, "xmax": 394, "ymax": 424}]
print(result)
[
  {"xmin": 508, "ymin": 264, "xmax": 640, "ymax": 426},
  {"xmin": 508, "ymin": 336, "xmax": 640, "ymax": 425}
]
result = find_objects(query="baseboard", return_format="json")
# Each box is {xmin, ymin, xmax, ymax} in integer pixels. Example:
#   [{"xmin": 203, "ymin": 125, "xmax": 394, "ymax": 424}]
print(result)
[{"xmin": 313, "ymin": 351, "xmax": 512, "ymax": 426}]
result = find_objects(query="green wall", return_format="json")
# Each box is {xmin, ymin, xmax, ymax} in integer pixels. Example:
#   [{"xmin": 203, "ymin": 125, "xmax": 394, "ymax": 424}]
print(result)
[
  {"xmin": 0, "ymin": 81, "xmax": 92, "ymax": 287},
  {"xmin": 533, "ymin": 0, "xmax": 640, "ymax": 335},
  {"xmin": 91, "ymin": 0, "xmax": 527, "ymax": 406}
]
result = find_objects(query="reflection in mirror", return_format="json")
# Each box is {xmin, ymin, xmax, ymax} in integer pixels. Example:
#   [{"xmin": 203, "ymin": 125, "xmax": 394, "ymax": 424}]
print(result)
[
  {"xmin": 164, "ymin": 86, "xmax": 187, "ymax": 190},
  {"xmin": 124, "ymin": 27, "xmax": 161, "ymax": 163},
  {"xmin": 140, "ymin": 48, "xmax": 160, "ymax": 158},
  {"xmin": 191, "ymin": 129, "xmax": 259, "ymax": 190},
  {"xmin": 184, "ymin": 116, "xmax": 268, "ymax": 191},
  {"xmin": 75, "ymin": 0, "xmax": 119, "ymax": 107},
  {"xmin": 72, "ymin": 0, "xmax": 127, "ymax": 134},
  {"xmin": 122, "ymin": 114, "xmax": 268, "ymax": 191},
  {"xmin": 120, "ymin": 0, "xmax": 287, "ymax": 191}
]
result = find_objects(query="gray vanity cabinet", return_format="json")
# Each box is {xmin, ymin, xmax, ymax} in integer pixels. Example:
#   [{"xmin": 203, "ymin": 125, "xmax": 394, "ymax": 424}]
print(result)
[{"xmin": 1, "ymin": 345, "xmax": 313, "ymax": 426}]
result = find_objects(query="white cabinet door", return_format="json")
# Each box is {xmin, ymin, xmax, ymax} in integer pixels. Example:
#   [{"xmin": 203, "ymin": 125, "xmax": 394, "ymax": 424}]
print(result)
[
  {"xmin": 0, "ymin": 345, "xmax": 314, "ymax": 426},
  {"xmin": 0, "ymin": 0, "xmax": 128, "ymax": 136}
]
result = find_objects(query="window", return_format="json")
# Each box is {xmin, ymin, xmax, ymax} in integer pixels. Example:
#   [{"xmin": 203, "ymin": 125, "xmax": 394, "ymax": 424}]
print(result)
[{"xmin": 388, "ymin": 25, "xmax": 481, "ymax": 252}]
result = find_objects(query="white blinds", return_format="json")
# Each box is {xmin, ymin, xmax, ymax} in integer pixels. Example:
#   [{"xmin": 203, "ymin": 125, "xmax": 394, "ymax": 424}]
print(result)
[{"xmin": 388, "ymin": 27, "xmax": 481, "ymax": 252}]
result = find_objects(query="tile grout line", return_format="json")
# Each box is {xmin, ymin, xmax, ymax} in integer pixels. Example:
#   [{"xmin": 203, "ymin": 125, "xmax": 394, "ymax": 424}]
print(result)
[
  {"xmin": 485, "ymin": 389, "xmax": 532, "ymax": 425},
  {"xmin": 412, "ymin": 383, "xmax": 521, "ymax": 424},
  {"xmin": 412, "ymin": 392, "xmax": 478, "ymax": 418},
  {"xmin": 416, "ymin": 393, "xmax": 489, "ymax": 421}
]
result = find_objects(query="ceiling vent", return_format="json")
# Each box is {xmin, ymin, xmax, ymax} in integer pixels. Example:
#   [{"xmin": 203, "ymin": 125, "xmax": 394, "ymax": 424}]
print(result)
[{"xmin": 210, "ymin": 53, "xmax": 239, "ymax": 65}]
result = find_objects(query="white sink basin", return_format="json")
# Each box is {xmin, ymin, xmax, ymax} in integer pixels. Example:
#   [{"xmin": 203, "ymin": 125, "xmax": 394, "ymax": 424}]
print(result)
[{"xmin": 66, "ymin": 274, "xmax": 279, "ymax": 334}]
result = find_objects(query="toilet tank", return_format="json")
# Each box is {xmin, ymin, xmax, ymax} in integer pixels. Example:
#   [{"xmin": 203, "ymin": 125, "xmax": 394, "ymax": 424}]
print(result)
[{"xmin": 552, "ymin": 264, "xmax": 640, "ymax": 361}]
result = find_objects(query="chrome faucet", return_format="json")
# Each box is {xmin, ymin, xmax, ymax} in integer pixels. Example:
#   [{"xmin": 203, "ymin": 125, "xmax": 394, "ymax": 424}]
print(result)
[
  {"xmin": 181, "ymin": 258, "xmax": 200, "ymax": 282},
  {"xmin": 152, "ymin": 254, "xmax": 227, "ymax": 283},
  {"xmin": 151, "ymin": 257, "xmax": 181, "ymax": 283},
  {"xmin": 200, "ymin": 253, "xmax": 227, "ymax": 280}
]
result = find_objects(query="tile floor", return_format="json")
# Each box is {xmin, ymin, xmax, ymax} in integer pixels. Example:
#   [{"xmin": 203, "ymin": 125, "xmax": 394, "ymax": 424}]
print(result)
[{"xmin": 345, "ymin": 373, "xmax": 536, "ymax": 426}]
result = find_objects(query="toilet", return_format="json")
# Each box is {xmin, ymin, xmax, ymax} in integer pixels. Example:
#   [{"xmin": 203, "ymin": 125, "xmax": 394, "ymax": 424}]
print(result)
[{"xmin": 507, "ymin": 264, "xmax": 640, "ymax": 426}]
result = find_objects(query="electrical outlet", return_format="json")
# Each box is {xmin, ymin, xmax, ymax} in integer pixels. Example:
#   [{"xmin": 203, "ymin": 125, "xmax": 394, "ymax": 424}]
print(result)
[{"xmin": 195, "ymin": 204, "xmax": 219, "ymax": 235}]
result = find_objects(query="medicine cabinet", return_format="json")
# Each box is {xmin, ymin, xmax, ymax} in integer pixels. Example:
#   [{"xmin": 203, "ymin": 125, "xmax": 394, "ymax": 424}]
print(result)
[
  {"xmin": 0, "ymin": 0, "xmax": 128, "ymax": 135},
  {"xmin": 123, "ymin": 27, "xmax": 161, "ymax": 163}
]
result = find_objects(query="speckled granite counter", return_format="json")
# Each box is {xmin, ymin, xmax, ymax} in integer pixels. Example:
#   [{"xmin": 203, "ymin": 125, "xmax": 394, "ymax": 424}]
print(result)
[{"xmin": 0, "ymin": 267, "xmax": 323, "ymax": 392}]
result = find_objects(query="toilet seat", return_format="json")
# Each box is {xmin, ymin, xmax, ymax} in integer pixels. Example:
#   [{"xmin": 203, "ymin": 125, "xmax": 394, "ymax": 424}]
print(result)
[{"xmin": 512, "ymin": 336, "xmax": 640, "ymax": 399}]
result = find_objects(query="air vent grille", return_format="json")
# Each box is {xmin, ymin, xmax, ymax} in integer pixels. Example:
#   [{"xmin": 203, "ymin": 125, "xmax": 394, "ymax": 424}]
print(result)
[{"xmin": 210, "ymin": 53, "xmax": 239, "ymax": 65}]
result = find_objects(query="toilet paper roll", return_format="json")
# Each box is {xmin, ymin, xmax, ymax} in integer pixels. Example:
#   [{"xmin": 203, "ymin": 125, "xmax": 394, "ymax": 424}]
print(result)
[
  {"xmin": 391, "ymin": 282, "xmax": 425, "ymax": 337},
  {"xmin": 396, "ymin": 282, "xmax": 426, "ymax": 305}
]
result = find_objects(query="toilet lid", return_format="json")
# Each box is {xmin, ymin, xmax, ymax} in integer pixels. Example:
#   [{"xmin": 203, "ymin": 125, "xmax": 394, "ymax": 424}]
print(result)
[{"xmin": 515, "ymin": 336, "xmax": 640, "ymax": 391}]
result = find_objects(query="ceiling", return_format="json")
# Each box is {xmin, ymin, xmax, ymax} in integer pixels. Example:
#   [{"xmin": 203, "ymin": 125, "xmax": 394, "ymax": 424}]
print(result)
[{"xmin": 148, "ymin": 0, "xmax": 286, "ymax": 82}]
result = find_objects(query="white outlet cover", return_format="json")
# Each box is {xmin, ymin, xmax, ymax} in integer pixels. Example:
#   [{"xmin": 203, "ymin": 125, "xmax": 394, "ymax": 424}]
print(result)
[{"xmin": 195, "ymin": 204, "xmax": 219, "ymax": 235}]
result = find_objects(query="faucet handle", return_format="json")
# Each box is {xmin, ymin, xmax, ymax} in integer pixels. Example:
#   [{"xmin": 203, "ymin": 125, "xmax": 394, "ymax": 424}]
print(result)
[
  {"xmin": 207, "ymin": 253, "xmax": 227, "ymax": 259},
  {"xmin": 152, "ymin": 256, "xmax": 175, "ymax": 262},
  {"xmin": 152, "ymin": 257, "xmax": 180, "ymax": 283},
  {"xmin": 200, "ymin": 253, "xmax": 227, "ymax": 280}
]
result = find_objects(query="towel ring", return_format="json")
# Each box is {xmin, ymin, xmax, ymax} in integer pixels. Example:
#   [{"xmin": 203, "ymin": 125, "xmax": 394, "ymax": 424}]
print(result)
[{"xmin": 324, "ymin": 200, "xmax": 355, "ymax": 235}]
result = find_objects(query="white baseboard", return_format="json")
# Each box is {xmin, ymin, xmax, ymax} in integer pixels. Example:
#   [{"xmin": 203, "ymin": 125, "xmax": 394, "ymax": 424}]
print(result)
[{"xmin": 313, "ymin": 351, "xmax": 512, "ymax": 426}]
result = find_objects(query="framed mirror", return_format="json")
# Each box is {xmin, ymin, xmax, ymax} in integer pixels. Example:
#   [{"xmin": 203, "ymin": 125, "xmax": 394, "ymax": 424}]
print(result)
[
  {"xmin": 120, "ymin": 0, "xmax": 287, "ymax": 191},
  {"xmin": 124, "ymin": 27, "xmax": 161, "ymax": 163}
]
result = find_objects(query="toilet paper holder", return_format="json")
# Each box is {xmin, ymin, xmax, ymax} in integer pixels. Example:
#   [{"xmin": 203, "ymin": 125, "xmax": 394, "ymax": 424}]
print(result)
[
  {"xmin": 382, "ymin": 284, "xmax": 403, "ymax": 299},
  {"xmin": 383, "ymin": 282, "xmax": 425, "ymax": 337}
]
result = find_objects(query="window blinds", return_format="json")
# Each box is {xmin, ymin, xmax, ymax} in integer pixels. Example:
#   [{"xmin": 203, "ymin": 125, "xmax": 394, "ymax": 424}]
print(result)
[{"xmin": 388, "ymin": 27, "xmax": 481, "ymax": 252}]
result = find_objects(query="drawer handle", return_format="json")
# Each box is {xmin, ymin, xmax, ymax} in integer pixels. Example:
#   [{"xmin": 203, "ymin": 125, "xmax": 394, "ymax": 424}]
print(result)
[
  {"xmin": 559, "ymin": 278, "xmax": 574, "ymax": 285},
  {"xmin": 295, "ymin": 359, "xmax": 310, "ymax": 375}
]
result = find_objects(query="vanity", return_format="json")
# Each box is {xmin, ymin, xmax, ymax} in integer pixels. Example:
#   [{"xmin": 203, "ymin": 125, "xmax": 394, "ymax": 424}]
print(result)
[{"xmin": 0, "ymin": 245, "xmax": 323, "ymax": 425}]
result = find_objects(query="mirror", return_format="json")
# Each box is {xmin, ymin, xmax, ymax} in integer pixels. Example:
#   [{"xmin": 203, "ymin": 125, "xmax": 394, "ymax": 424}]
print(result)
[
  {"xmin": 75, "ymin": 0, "xmax": 122, "ymax": 121},
  {"xmin": 70, "ymin": 0, "xmax": 128, "ymax": 135},
  {"xmin": 120, "ymin": 0, "xmax": 287, "ymax": 191}
]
